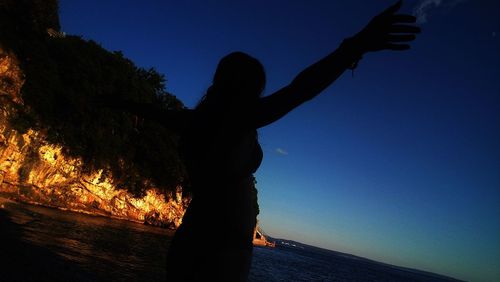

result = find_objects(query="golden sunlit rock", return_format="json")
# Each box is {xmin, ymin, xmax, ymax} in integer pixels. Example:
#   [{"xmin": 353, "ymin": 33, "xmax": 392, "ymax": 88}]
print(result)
[{"xmin": 0, "ymin": 48, "xmax": 188, "ymax": 229}]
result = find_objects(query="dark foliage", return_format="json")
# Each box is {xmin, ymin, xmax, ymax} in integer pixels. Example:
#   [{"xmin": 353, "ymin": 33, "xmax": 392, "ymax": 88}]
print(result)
[
  {"xmin": 0, "ymin": 0, "xmax": 186, "ymax": 195},
  {"xmin": 0, "ymin": 0, "xmax": 60, "ymax": 34}
]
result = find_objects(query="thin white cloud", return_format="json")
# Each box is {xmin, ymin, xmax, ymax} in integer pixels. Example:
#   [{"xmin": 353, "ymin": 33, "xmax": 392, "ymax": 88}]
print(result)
[
  {"xmin": 275, "ymin": 148, "xmax": 288, "ymax": 156},
  {"xmin": 413, "ymin": 0, "xmax": 442, "ymax": 23},
  {"xmin": 413, "ymin": 0, "xmax": 467, "ymax": 24}
]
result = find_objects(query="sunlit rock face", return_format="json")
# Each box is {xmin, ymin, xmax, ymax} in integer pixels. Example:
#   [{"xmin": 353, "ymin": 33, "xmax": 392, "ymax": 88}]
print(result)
[{"xmin": 0, "ymin": 48, "xmax": 188, "ymax": 229}]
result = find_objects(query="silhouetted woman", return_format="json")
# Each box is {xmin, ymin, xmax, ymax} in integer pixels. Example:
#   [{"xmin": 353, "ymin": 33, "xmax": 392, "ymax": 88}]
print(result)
[{"xmin": 107, "ymin": 1, "xmax": 419, "ymax": 281}]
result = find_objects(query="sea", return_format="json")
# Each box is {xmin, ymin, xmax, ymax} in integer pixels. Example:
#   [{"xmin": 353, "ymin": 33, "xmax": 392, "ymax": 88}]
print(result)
[{"xmin": 0, "ymin": 198, "xmax": 461, "ymax": 282}]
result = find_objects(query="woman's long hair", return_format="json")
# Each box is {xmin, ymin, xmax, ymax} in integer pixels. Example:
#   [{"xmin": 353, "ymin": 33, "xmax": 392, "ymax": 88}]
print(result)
[{"xmin": 196, "ymin": 52, "xmax": 266, "ymax": 115}]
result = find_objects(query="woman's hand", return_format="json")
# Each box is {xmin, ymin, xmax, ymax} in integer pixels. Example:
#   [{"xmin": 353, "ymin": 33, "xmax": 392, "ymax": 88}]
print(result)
[
  {"xmin": 351, "ymin": 0, "xmax": 420, "ymax": 53},
  {"xmin": 253, "ymin": 1, "xmax": 421, "ymax": 128}
]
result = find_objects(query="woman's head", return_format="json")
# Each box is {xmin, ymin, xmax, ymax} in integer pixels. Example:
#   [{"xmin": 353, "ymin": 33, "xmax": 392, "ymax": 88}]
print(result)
[
  {"xmin": 213, "ymin": 52, "xmax": 265, "ymax": 97},
  {"xmin": 198, "ymin": 52, "xmax": 265, "ymax": 110}
]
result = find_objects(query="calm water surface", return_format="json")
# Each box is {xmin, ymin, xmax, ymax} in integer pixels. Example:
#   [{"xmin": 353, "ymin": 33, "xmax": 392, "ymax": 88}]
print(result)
[{"xmin": 0, "ymin": 198, "xmax": 459, "ymax": 281}]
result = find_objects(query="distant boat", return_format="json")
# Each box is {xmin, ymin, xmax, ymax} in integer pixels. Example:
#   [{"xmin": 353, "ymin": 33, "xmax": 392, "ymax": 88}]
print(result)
[{"xmin": 252, "ymin": 224, "xmax": 275, "ymax": 248}]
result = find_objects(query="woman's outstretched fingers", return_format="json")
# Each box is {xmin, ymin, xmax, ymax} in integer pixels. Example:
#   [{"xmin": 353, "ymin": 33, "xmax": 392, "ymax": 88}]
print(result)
[
  {"xmin": 386, "ymin": 34, "xmax": 417, "ymax": 43},
  {"xmin": 390, "ymin": 24, "xmax": 421, "ymax": 34},
  {"xmin": 382, "ymin": 0, "xmax": 403, "ymax": 16},
  {"xmin": 391, "ymin": 14, "xmax": 417, "ymax": 24}
]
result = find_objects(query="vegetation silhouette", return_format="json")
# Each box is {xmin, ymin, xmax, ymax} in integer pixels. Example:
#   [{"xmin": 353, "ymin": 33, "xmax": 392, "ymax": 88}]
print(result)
[
  {"xmin": 104, "ymin": 1, "xmax": 420, "ymax": 280},
  {"xmin": 1, "ymin": 0, "xmax": 186, "ymax": 196}
]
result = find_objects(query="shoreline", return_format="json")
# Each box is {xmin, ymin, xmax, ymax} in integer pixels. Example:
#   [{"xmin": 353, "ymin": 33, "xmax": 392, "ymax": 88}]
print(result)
[{"xmin": 0, "ymin": 195, "xmax": 148, "ymax": 226}]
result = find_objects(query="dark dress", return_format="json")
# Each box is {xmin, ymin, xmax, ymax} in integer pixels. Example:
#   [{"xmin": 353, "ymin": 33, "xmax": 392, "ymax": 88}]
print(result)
[{"xmin": 166, "ymin": 109, "xmax": 263, "ymax": 281}]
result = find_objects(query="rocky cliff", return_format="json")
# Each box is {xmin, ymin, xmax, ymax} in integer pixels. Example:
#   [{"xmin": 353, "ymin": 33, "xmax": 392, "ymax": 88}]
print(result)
[
  {"xmin": 0, "ymin": 48, "xmax": 188, "ymax": 228},
  {"xmin": 0, "ymin": 0, "xmax": 189, "ymax": 228}
]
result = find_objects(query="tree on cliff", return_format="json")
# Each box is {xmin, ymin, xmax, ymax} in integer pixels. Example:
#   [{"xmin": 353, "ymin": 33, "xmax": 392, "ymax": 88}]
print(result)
[{"xmin": 0, "ymin": 0, "xmax": 186, "ymax": 196}]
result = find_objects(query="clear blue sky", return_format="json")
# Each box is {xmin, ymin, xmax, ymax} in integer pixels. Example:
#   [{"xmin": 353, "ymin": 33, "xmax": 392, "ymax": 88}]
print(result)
[{"xmin": 59, "ymin": 1, "xmax": 499, "ymax": 281}]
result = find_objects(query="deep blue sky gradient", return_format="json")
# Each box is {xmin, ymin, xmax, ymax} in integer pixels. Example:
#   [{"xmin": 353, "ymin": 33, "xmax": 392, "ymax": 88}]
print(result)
[{"xmin": 59, "ymin": 1, "xmax": 499, "ymax": 281}]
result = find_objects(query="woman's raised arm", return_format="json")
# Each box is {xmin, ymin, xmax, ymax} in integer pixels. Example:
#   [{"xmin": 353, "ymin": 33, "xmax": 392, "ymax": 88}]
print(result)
[{"xmin": 254, "ymin": 0, "xmax": 420, "ymax": 128}]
